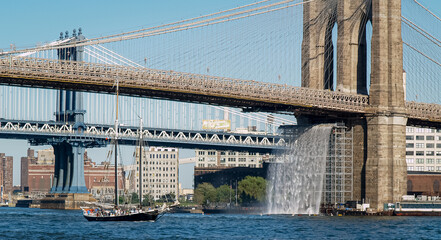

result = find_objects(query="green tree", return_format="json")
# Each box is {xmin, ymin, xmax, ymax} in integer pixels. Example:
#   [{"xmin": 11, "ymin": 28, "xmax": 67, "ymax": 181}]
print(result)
[
  {"xmin": 238, "ymin": 176, "xmax": 267, "ymax": 205},
  {"xmin": 194, "ymin": 182, "xmax": 216, "ymax": 206},
  {"xmin": 118, "ymin": 196, "xmax": 125, "ymax": 204},
  {"xmin": 142, "ymin": 194, "xmax": 153, "ymax": 206},
  {"xmin": 130, "ymin": 192, "xmax": 139, "ymax": 204},
  {"xmin": 216, "ymin": 184, "xmax": 234, "ymax": 203}
]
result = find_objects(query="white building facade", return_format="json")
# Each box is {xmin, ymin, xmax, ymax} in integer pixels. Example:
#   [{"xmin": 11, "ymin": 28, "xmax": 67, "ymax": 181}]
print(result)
[
  {"xmin": 135, "ymin": 147, "xmax": 179, "ymax": 200},
  {"xmin": 195, "ymin": 150, "xmax": 266, "ymax": 168},
  {"xmin": 406, "ymin": 126, "xmax": 441, "ymax": 172}
]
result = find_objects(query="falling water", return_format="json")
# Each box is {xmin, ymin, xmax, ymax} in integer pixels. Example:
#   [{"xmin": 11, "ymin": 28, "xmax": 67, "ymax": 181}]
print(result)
[{"xmin": 266, "ymin": 125, "xmax": 333, "ymax": 215}]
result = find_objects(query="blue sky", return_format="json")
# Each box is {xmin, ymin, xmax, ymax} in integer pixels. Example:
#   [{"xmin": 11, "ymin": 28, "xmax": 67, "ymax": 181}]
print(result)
[{"xmin": 1, "ymin": 0, "xmax": 440, "ymax": 187}]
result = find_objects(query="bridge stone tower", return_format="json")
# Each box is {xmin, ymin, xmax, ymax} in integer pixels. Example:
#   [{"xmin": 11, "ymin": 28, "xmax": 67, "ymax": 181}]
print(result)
[{"xmin": 301, "ymin": 0, "xmax": 407, "ymax": 210}]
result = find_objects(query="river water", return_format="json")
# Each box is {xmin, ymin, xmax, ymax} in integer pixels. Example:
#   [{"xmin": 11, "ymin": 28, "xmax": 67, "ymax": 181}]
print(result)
[{"xmin": 1, "ymin": 207, "xmax": 440, "ymax": 239}]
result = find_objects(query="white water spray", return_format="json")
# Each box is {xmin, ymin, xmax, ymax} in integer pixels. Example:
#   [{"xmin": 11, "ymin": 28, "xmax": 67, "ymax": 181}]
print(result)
[{"xmin": 266, "ymin": 125, "xmax": 333, "ymax": 215}]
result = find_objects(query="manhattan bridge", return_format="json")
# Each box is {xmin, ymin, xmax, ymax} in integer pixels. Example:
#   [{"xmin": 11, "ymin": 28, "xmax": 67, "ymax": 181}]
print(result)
[{"xmin": 1, "ymin": 0, "xmax": 441, "ymax": 210}]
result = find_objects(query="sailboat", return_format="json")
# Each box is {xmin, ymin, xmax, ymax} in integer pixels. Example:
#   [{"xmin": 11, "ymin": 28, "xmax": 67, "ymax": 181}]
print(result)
[{"xmin": 82, "ymin": 80, "xmax": 164, "ymax": 221}]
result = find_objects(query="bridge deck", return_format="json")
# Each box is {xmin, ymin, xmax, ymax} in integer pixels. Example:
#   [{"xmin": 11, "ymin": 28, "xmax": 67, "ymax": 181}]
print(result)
[
  {"xmin": 0, "ymin": 57, "xmax": 440, "ymax": 125},
  {"xmin": 0, "ymin": 119, "xmax": 286, "ymax": 153}
]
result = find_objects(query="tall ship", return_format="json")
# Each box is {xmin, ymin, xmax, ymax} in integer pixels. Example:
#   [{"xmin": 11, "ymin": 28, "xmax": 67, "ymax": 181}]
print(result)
[{"xmin": 82, "ymin": 80, "xmax": 165, "ymax": 221}]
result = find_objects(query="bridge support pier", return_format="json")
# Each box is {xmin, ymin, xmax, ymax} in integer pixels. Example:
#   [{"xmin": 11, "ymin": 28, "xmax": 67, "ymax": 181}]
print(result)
[
  {"xmin": 347, "ymin": 120, "xmax": 366, "ymax": 202},
  {"xmin": 51, "ymin": 141, "xmax": 88, "ymax": 193},
  {"xmin": 365, "ymin": 116, "xmax": 407, "ymax": 210}
]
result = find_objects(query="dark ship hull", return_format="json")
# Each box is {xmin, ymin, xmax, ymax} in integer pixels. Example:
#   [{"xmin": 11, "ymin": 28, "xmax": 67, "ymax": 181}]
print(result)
[{"xmin": 84, "ymin": 210, "xmax": 161, "ymax": 222}]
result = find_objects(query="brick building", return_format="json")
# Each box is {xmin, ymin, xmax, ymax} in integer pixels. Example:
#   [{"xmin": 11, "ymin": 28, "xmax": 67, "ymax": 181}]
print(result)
[
  {"xmin": 21, "ymin": 148, "xmax": 123, "ymax": 200},
  {"xmin": 0, "ymin": 153, "xmax": 13, "ymax": 195},
  {"xmin": 407, "ymin": 171, "xmax": 441, "ymax": 196}
]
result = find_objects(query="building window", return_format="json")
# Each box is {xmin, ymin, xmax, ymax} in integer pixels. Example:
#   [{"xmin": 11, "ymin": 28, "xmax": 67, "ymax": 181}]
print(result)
[
  {"xmin": 416, "ymin": 136, "xmax": 424, "ymax": 140},
  {"xmin": 427, "ymin": 159, "xmax": 434, "ymax": 164},
  {"xmin": 407, "ymin": 166, "xmax": 414, "ymax": 171},
  {"xmin": 416, "ymin": 143, "xmax": 425, "ymax": 148},
  {"xmin": 437, "ymin": 166, "xmax": 441, "ymax": 171},
  {"xmin": 416, "ymin": 158, "xmax": 425, "ymax": 164},
  {"xmin": 406, "ymin": 158, "xmax": 414, "ymax": 164},
  {"xmin": 436, "ymin": 143, "xmax": 441, "ymax": 149},
  {"xmin": 406, "ymin": 135, "xmax": 414, "ymax": 140},
  {"xmin": 416, "ymin": 128, "xmax": 425, "ymax": 133},
  {"xmin": 416, "ymin": 166, "xmax": 425, "ymax": 171},
  {"xmin": 406, "ymin": 151, "xmax": 414, "ymax": 156},
  {"xmin": 406, "ymin": 143, "xmax": 414, "ymax": 148},
  {"xmin": 416, "ymin": 151, "xmax": 424, "ymax": 156},
  {"xmin": 427, "ymin": 166, "xmax": 435, "ymax": 171},
  {"xmin": 406, "ymin": 127, "xmax": 414, "ymax": 133},
  {"xmin": 427, "ymin": 136, "xmax": 435, "ymax": 141},
  {"xmin": 427, "ymin": 143, "xmax": 435, "ymax": 148},
  {"xmin": 427, "ymin": 151, "xmax": 435, "ymax": 156}
]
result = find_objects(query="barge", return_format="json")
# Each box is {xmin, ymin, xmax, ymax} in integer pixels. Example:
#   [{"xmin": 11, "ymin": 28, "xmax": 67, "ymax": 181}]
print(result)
[{"xmin": 394, "ymin": 195, "xmax": 441, "ymax": 216}]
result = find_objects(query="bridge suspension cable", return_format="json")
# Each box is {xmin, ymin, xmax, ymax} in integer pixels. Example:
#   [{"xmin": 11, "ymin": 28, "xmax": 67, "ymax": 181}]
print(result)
[
  {"xmin": 83, "ymin": 41, "xmax": 297, "ymax": 128},
  {"xmin": 1, "ymin": 0, "xmax": 313, "ymax": 55},
  {"xmin": 413, "ymin": 0, "xmax": 441, "ymax": 23}
]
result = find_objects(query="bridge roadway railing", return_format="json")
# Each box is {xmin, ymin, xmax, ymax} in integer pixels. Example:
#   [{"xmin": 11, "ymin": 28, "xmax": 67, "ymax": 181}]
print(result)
[
  {"xmin": 2, "ymin": 57, "xmax": 440, "ymax": 122},
  {"xmin": 0, "ymin": 120, "xmax": 287, "ymax": 152},
  {"xmin": 0, "ymin": 57, "xmax": 368, "ymax": 113},
  {"xmin": 406, "ymin": 102, "xmax": 441, "ymax": 123}
]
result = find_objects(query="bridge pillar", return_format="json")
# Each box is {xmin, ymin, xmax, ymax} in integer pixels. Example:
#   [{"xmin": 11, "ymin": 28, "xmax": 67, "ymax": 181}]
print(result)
[
  {"xmin": 301, "ymin": 0, "xmax": 407, "ymax": 210},
  {"xmin": 50, "ymin": 29, "xmax": 89, "ymax": 194},
  {"xmin": 365, "ymin": 116, "xmax": 407, "ymax": 210},
  {"xmin": 336, "ymin": 0, "xmax": 369, "ymax": 94},
  {"xmin": 51, "ymin": 141, "xmax": 88, "ymax": 193},
  {"xmin": 365, "ymin": 0, "xmax": 407, "ymax": 210},
  {"xmin": 347, "ymin": 120, "xmax": 366, "ymax": 202},
  {"xmin": 301, "ymin": 1, "xmax": 336, "ymax": 90}
]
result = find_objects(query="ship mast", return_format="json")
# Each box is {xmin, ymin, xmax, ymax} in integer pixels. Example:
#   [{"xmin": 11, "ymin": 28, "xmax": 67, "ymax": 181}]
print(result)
[
  {"xmin": 114, "ymin": 78, "xmax": 119, "ymax": 207},
  {"xmin": 138, "ymin": 118, "xmax": 143, "ymax": 208}
]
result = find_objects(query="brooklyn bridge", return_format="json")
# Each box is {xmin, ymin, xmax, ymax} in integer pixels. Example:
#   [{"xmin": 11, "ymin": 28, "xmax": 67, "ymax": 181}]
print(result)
[{"xmin": 1, "ymin": 0, "xmax": 441, "ymax": 211}]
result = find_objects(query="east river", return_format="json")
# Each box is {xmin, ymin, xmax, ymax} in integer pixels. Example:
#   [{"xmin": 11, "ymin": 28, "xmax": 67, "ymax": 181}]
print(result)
[{"xmin": 1, "ymin": 207, "xmax": 440, "ymax": 239}]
